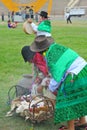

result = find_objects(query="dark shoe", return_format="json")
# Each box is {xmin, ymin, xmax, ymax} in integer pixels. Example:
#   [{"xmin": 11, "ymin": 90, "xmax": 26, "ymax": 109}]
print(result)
[{"xmin": 75, "ymin": 126, "xmax": 83, "ymax": 130}]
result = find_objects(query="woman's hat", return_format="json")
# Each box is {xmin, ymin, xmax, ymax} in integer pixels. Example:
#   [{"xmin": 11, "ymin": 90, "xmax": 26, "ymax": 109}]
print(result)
[
  {"xmin": 39, "ymin": 11, "xmax": 48, "ymax": 18},
  {"xmin": 21, "ymin": 46, "xmax": 35, "ymax": 62},
  {"xmin": 30, "ymin": 35, "xmax": 53, "ymax": 52}
]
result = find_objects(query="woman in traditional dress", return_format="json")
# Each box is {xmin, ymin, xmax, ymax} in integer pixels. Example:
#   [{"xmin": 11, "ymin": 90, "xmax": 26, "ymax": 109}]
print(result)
[
  {"xmin": 27, "ymin": 11, "xmax": 54, "ymax": 43},
  {"xmin": 30, "ymin": 35, "xmax": 87, "ymax": 130}
]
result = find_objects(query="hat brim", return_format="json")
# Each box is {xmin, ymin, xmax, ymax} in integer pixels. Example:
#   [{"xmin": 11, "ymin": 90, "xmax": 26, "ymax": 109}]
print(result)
[
  {"xmin": 38, "ymin": 12, "xmax": 49, "ymax": 18},
  {"xmin": 39, "ymin": 14, "xmax": 49, "ymax": 18},
  {"xmin": 30, "ymin": 37, "xmax": 54, "ymax": 52}
]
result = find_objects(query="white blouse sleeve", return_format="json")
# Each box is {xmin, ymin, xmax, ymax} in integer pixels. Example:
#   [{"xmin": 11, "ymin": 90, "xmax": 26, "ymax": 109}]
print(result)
[{"xmin": 31, "ymin": 23, "xmax": 38, "ymax": 32}]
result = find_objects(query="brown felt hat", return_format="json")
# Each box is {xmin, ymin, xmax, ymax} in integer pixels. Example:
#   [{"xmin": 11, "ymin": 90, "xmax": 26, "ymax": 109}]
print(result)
[{"xmin": 30, "ymin": 35, "xmax": 53, "ymax": 52}]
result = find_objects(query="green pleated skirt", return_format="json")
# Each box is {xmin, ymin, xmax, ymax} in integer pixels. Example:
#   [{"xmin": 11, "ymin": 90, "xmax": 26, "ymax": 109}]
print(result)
[{"xmin": 54, "ymin": 65, "xmax": 87, "ymax": 124}]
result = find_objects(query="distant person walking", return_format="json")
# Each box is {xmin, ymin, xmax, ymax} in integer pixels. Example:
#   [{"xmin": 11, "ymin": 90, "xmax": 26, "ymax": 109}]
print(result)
[
  {"xmin": 35, "ymin": 12, "xmax": 38, "ymax": 22},
  {"xmin": 65, "ymin": 12, "xmax": 72, "ymax": 24},
  {"xmin": 8, "ymin": 11, "xmax": 11, "ymax": 20},
  {"xmin": 1, "ymin": 12, "xmax": 4, "ymax": 21},
  {"xmin": 29, "ymin": 6, "xmax": 34, "ymax": 19},
  {"xmin": 11, "ymin": 11, "xmax": 15, "ymax": 22}
]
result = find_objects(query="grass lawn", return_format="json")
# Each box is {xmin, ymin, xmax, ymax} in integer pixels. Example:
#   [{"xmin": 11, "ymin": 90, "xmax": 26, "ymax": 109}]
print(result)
[{"xmin": 0, "ymin": 19, "xmax": 87, "ymax": 130}]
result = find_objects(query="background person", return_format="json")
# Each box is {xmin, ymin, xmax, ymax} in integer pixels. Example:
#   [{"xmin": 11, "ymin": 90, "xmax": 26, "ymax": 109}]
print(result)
[
  {"xmin": 25, "ymin": 6, "xmax": 30, "ymax": 19},
  {"xmin": 35, "ymin": 12, "xmax": 38, "ymax": 22},
  {"xmin": 1, "ymin": 12, "xmax": 4, "ymax": 21},
  {"xmin": 11, "ymin": 11, "xmax": 15, "ymax": 22},
  {"xmin": 27, "ymin": 11, "xmax": 54, "ymax": 43},
  {"xmin": 29, "ymin": 6, "xmax": 34, "ymax": 19},
  {"xmin": 65, "ymin": 12, "xmax": 72, "ymax": 24},
  {"xmin": 8, "ymin": 11, "xmax": 11, "ymax": 20},
  {"xmin": 8, "ymin": 20, "xmax": 17, "ymax": 28}
]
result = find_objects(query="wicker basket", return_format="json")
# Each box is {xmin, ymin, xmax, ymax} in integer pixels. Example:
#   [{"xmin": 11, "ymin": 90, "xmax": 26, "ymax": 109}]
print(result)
[{"xmin": 28, "ymin": 95, "xmax": 54, "ymax": 123}]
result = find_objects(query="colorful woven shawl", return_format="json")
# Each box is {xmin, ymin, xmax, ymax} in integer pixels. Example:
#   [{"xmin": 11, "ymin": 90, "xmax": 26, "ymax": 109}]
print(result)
[
  {"xmin": 46, "ymin": 43, "xmax": 79, "ymax": 82},
  {"xmin": 38, "ymin": 20, "xmax": 51, "ymax": 33},
  {"xmin": 33, "ymin": 52, "xmax": 48, "ymax": 76}
]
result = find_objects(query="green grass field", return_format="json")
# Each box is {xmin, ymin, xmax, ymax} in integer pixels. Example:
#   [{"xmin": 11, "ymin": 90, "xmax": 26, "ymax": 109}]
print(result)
[{"xmin": 0, "ymin": 20, "xmax": 87, "ymax": 130}]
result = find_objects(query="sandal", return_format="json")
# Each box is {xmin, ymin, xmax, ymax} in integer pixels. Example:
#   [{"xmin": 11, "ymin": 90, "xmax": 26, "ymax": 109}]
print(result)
[
  {"xmin": 75, "ymin": 125, "xmax": 87, "ymax": 130},
  {"xmin": 58, "ymin": 125, "xmax": 68, "ymax": 130},
  {"xmin": 76, "ymin": 123, "xmax": 87, "ymax": 129},
  {"xmin": 79, "ymin": 123, "xmax": 87, "ymax": 128}
]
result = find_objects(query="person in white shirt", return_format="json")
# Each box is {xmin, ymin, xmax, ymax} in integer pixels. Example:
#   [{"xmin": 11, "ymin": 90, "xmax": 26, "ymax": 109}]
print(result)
[{"xmin": 65, "ymin": 12, "xmax": 72, "ymax": 24}]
